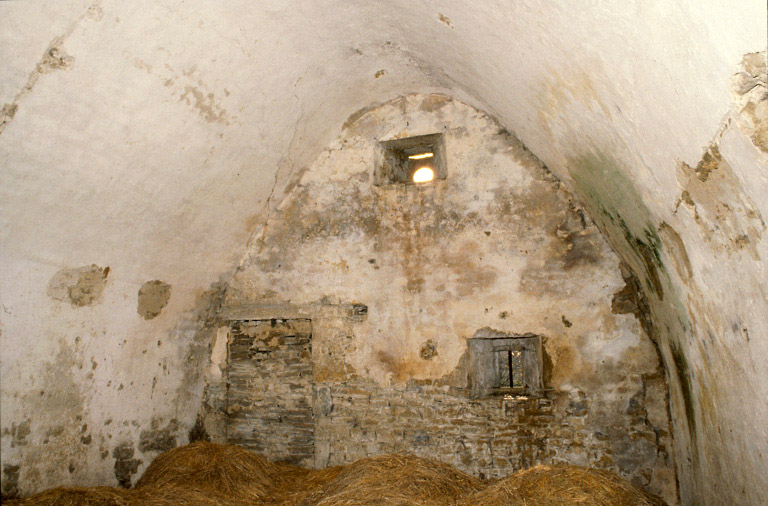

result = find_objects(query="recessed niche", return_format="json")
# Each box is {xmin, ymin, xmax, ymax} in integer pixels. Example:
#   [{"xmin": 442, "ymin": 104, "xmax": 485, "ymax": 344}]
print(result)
[{"xmin": 374, "ymin": 133, "xmax": 447, "ymax": 185}]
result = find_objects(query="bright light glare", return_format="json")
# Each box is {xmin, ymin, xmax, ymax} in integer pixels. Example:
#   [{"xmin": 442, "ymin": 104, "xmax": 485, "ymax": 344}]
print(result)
[
  {"xmin": 412, "ymin": 167, "xmax": 435, "ymax": 183},
  {"xmin": 408, "ymin": 152, "xmax": 434, "ymax": 160}
]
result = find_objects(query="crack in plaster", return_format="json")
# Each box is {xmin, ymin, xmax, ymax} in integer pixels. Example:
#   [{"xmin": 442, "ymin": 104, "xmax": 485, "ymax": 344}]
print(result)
[{"xmin": 248, "ymin": 76, "xmax": 306, "ymax": 252}]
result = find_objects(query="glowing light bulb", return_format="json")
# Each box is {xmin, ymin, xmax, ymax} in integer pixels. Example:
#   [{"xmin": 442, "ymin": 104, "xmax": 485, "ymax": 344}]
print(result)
[
  {"xmin": 412, "ymin": 167, "xmax": 435, "ymax": 183},
  {"xmin": 408, "ymin": 152, "xmax": 434, "ymax": 160}
]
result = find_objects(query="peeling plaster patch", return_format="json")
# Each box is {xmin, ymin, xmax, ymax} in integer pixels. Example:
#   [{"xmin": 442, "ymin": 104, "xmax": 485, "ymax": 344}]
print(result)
[
  {"xmin": 611, "ymin": 263, "xmax": 653, "ymax": 339},
  {"xmin": 138, "ymin": 418, "xmax": 179, "ymax": 453},
  {"xmin": 137, "ymin": 280, "xmax": 172, "ymax": 320},
  {"xmin": 690, "ymin": 145, "xmax": 720, "ymax": 182},
  {"xmin": 112, "ymin": 442, "xmax": 140, "ymax": 488},
  {"xmin": 1, "ymin": 103, "xmax": 19, "ymax": 126},
  {"xmin": 658, "ymin": 222, "xmax": 693, "ymax": 284},
  {"xmin": 2, "ymin": 465, "xmax": 20, "ymax": 498},
  {"xmin": 38, "ymin": 42, "xmax": 75, "ymax": 73},
  {"xmin": 419, "ymin": 339, "xmax": 438, "ymax": 360},
  {"xmin": 676, "ymin": 146, "xmax": 765, "ymax": 260},
  {"xmin": 556, "ymin": 204, "xmax": 602, "ymax": 270},
  {"xmin": 733, "ymin": 51, "xmax": 767, "ymax": 153},
  {"xmin": 180, "ymin": 86, "xmax": 229, "ymax": 124},
  {"xmin": 437, "ymin": 13, "xmax": 454, "ymax": 28},
  {"xmin": 47, "ymin": 264, "xmax": 110, "ymax": 307}
]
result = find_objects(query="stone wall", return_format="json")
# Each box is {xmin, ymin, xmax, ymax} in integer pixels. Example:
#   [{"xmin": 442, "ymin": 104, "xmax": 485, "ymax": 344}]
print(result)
[
  {"xmin": 226, "ymin": 319, "xmax": 314, "ymax": 466},
  {"xmin": 208, "ymin": 94, "xmax": 678, "ymax": 504},
  {"xmin": 203, "ymin": 303, "xmax": 674, "ymax": 501},
  {"xmin": 316, "ymin": 377, "xmax": 668, "ymax": 484}
]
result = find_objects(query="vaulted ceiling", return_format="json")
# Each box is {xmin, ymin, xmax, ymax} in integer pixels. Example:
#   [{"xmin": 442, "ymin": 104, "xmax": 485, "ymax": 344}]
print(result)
[{"xmin": 1, "ymin": 2, "xmax": 766, "ymax": 504}]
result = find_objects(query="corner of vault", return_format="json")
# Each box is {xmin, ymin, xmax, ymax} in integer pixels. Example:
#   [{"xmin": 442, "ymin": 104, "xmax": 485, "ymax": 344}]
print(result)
[{"xmin": 564, "ymin": 150, "xmax": 696, "ymax": 455}]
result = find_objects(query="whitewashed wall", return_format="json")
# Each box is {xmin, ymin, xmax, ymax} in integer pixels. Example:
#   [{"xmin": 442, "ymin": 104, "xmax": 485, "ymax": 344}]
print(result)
[{"xmin": 1, "ymin": 1, "xmax": 765, "ymax": 503}]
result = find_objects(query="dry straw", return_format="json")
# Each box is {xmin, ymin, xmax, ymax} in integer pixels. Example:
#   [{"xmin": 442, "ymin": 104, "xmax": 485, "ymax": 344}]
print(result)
[
  {"xmin": 3, "ymin": 486, "xmax": 131, "ymax": 506},
  {"xmin": 130, "ymin": 485, "xmax": 244, "ymax": 506},
  {"xmin": 134, "ymin": 441, "xmax": 284, "ymax": 501},
  {"xmin": 288, "ymin": 454, "xmax": 486, "ymax": 506},
  {"xmin": 5, "ymin": 443, "xmax": 667, "ymax": 506},
  {"xmin": 460, "ymin": 464, "xmax": 667, "ymax": 506}
]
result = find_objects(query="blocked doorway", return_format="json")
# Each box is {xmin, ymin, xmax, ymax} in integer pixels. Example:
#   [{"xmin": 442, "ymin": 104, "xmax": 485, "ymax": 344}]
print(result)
[{"xmin": 225, "ymin": 319, "xmax": 314, "ymax": 466}]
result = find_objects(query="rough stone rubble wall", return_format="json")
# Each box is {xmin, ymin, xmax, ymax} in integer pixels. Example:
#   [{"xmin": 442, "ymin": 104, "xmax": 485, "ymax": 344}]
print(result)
[
  {"xmin": 314, "ymin": 377, "xmax": 670, "ymax": 485},
  {"xmin": 205, "ymin": 310, "xmax": 673, "ymax": 500},
  {"xmin": 211, "ymin": 94, "xmax": 678, "ymax": 504},
  {"xmin": 226, "ymin": 319, "xmax": 314, "ymax": 466}
]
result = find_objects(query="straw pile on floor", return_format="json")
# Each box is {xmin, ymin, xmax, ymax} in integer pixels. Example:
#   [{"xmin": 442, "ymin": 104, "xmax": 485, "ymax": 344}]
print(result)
[
  {"xmin": 460, "ymin": 464, "xmax": 667, "ymax": 506},
  {"xmin": 3, "ymin": 486, "xmax": 131, "ymax": 506},
  {"xmin": 290, "ymin": 454, "xmax": 485, "ymax": 506},
  {"xmin": 134, "ymin": 442, "xmax": 284, "ymax": 501},
  {"xmin": 5, "ymin": 442, "xmax": 667, "ymax": 506}
]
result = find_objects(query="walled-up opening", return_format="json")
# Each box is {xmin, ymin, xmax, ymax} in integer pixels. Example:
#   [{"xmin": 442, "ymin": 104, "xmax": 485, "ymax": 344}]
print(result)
[{"xmin": 225, "ymin": 319, "xmax": 314, "ymax": 465}]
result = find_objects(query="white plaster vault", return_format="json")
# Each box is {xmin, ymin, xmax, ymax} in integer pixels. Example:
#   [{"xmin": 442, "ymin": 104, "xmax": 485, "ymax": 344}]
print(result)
[{"xmin": 0, "ymin": 2, "xmax": 766, "ymax": 505}]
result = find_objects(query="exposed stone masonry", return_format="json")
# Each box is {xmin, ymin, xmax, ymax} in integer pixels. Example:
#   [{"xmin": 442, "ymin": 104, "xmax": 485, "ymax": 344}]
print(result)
[
  {"xmin": 226, "ymin": 320, "xmax": 314, "ymax": 466},
  {"xmin": 316, "ymin": 378, "xmax": 669, "ymax": 487},
  {"xmin": 205, "ymin": 314, "xmax": 672, "ymax": 496}
]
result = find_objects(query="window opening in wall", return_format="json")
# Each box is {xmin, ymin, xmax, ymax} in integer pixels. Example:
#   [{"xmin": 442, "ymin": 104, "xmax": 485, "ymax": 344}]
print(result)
[
  {"xmin": 375, "ymin": 133, "xmax": 446, "ymax": 185},
  {"xmin": 468, "ymin": 333, "xmax": 543, "ymax": 398}
]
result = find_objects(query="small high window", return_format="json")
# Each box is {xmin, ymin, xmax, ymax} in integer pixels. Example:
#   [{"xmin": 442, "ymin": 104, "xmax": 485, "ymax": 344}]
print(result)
[
  {"xmin": 375, "ymin": 133, "xmax": 446, "ymax": 185},
  {"xmin": 468, "ymin": 333, "xmax": 543, "ymax": 398}
]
